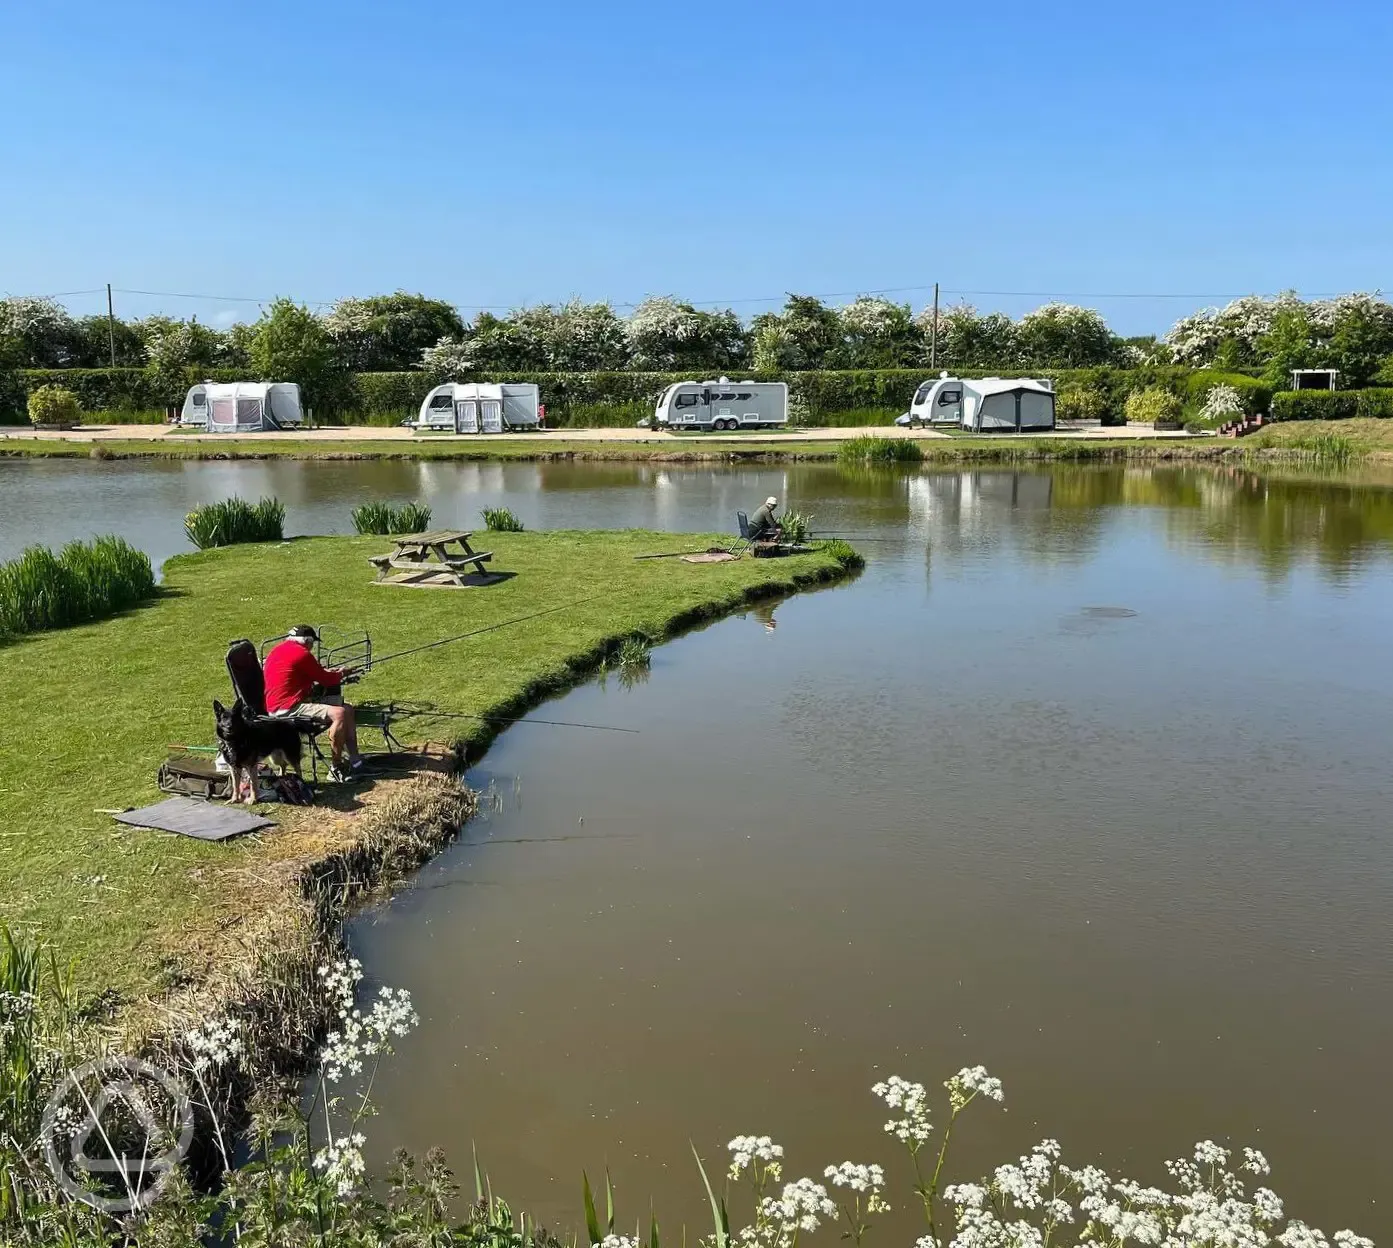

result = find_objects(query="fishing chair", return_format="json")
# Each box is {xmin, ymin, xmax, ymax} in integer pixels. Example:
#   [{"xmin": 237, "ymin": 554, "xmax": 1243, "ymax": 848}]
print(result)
[
  {"xmin": 731, "ymin": 511, "xmax": 778, "ymax": 558},
  {"xmin": 224, "ymin": 640, "xmax": 332, "ymax": 782}
]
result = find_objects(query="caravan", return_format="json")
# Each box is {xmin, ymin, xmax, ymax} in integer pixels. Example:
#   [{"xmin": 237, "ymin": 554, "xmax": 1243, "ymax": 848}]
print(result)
[
  {"xmin": 898, "ymin": 374, "xmax": 1056, "ymax": 432},
  {"xmin": 651, "ymin": 379, "xmax": 788, "ymax": 431},
  {"xmin": 180, "ymin": 382, "xmax": 305, "ymax": 431},
  {"xmin": 410, "ymin": 382, "xmax": 542, "ymax": 433}
]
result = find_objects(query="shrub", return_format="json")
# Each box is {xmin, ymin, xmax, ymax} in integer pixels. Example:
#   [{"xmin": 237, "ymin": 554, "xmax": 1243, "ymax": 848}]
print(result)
[
  {"xmin": 1124, "ymin": 386, "xmax": 1183, "ymax": 425},
  {"xmin": 780, "ymin": 509, "xmax": 813, "ymax": 543},
  {"xmin": 351, "ymin": 501, "xmax": 431, "ymax": 535},
  {"xmin": 0, "ymin": 536, "xmax": 154, "ymax": 638},
  {"xmin": 185, "ymin": 496, "xmax": 286, "ymax": 549},
  {"xmin": 1055, "ymin": 384, "xmax": 1107, "ymax": 423},
  {"xmin": 1198, "ymin": 383, "xmax": 1245, "ymax": 422},
  {"xmin": 1266, "ymin": 390, "xmax": 1393, "ymax": 421},
  {"xmin": 26, "ymin": 384, "xmax": 81, "ymax": 428},
  {"xmin": 481, "ymin": 506, "xmax": 524, "ymax": 532},
  {"xmin": 820, "ymin": 538, "xmax": 865, "ymax": 570},
  {"xmin": 837, "ymin": 435, "xmax": 924, "ymax": 464}
]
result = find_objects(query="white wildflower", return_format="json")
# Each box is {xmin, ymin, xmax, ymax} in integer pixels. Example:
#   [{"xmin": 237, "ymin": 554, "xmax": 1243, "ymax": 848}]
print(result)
[
  {"xmin": 598, "ymin": 1237, "xmax": 640, "ymax": 1248},
  {"xmin": 871, "ymin": 1075, "xmax": 932, "ymax": 1145},
  {"xmin": 313, "ymin": 1131, "xmax": 367, "ymax": 1197},
  {"xmin": 1241, "ymin": 1147, "xmax": 1270, "ymax": 1176},
  {"xmin": 947, "ymin": 1065, "xmax": 1004, "ymax": 1109},
  {"xmin": 185, "ymin": 1015, "xmax": 245, "ymax": 1073},
  {"xmin": 729, "ymin": 1134, "xmax": 784, "ymax": 1180}
]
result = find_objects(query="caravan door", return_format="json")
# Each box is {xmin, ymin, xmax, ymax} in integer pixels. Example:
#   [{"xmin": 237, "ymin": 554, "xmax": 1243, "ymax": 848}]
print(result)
[
  {"xmin": 455, "ymin": 399, "xmax": 480, "ymax": 434},
  {"xmin": 480, "ymin": 398, "xmax": 503, "ymax": 433},
  {"xmin": 669, "ymin": 386, "xmax": 709, "ymax": 429}
]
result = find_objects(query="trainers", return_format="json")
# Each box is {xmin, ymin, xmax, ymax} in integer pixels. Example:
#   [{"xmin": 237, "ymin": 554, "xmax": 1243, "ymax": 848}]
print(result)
[{"xmin": 327, "ymin": 764, "xmax": 351, "ymax": 783}]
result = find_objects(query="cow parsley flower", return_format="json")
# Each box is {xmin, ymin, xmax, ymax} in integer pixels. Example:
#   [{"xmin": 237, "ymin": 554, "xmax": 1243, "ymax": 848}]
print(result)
[
  {"xmin": 871, "ymin": 1075, "xmax": 932, "ymax": 1145},
  {"xmin": 730, "ymin": 1135, "xmax": 784, "ymax": 1180},
  {"xmin": 313, "ymin": 1131, "xmax": 367, "ymax": 1197},
  {"xmin": 185, "ymin": 1016, "xmax": 245, "ymax": 1073},
  {"xmin": 947, "ymin": 1065, "xmax": 1004, "ymax": 1110}
]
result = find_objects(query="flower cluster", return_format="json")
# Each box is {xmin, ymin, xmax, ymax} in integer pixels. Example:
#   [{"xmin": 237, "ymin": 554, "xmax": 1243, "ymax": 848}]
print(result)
[
  {"xmin": 596, "ymin": 1237, "xmax": 640, "ymax": 1248},
  {"xmin": 320, "ymin": 984, "xmax": 419, "ymax": 1083},
  {"xmin": 185, "ymin": 1016, "xmax": 245, "ymax": 1073},
  {"xmin": 872, "ymin": 1075, "xmax": 932, "ymax": 1145},
  {"xmin": 730, "ymin": 1134, "xmax": 784, "ymax": 1181},
  {"xmin": 1199, "ymin": 382, "xmax": 1245, "ymax": 421},
  {"xmin": 313, "ymin": 1131, "xmax": 367, "ymax": 1197},
  {"xmin": 825, "ymin": 1161, "xmax": 890, "ymax": 1213},
  {"xmin": 946, "ymin": 1066, "xmax": 1004, "ymax": 1111}
]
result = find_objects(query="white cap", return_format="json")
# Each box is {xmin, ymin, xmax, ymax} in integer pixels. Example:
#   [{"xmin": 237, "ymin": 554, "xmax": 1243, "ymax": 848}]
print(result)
[{"xmin": 766, "ymin": 496, "xmax": 778, "ymax": 506}]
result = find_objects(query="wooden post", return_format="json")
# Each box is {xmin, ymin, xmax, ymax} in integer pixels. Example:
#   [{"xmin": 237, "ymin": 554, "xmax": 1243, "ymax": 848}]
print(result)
[
  {"xmin": 929, "ymin": 282, "xmax": 939, "ymax": 369},
  {"xmin": 106, "ymin": 283, "xmax": 117, "ymax": 367}
]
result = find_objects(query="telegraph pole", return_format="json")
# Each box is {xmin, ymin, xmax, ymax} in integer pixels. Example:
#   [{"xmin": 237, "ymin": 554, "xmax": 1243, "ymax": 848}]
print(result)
[
  {"xmin": 106, "ymin": 283, "xmax": 117, "ymax": 367},
  {"xmin": 930, "ymin": 286, "xmax": 941, "ymax": 370}
]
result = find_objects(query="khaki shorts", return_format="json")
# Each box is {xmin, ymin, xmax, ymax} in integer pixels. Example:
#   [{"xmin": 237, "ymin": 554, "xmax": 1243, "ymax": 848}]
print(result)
[{"xmin": 274, "ymin": 701, "xmax": 342, "ymax": 721}]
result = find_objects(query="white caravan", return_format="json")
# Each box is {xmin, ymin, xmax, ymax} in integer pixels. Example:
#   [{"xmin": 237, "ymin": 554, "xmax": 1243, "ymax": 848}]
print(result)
[
  {"xmin": 180, "ymin": 381, "xmax": 305, "ymax": 431},
  {"xmin": 898, "ymin": 374, "xmax": 1055, "ymax": 432},
  {"xmin": 411, "ymin": 382, "xmax": 542, "ymax": 433},
  {"xmin": 652, "ymin": 379, "xmax": 787, "ymax": 431}
]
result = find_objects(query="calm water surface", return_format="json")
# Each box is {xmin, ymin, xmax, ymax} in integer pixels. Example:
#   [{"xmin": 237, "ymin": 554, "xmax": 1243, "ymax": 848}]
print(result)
[{"xmin": 4, "ymin": 459, "xmax": 1392, "ymax": 1236}]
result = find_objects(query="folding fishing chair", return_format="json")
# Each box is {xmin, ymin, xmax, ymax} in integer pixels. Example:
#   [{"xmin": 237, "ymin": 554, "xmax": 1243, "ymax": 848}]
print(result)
[
  {"xmin": 225, "ymin": 640, "xmax": 332, "ymax": 782},
  {"xmin": 730, "ymin": 511, "xmax": 778, "ymax": 558}
]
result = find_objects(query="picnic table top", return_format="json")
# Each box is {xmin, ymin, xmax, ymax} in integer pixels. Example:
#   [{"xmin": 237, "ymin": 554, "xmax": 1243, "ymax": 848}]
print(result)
[{"xmin": 392, "ymin": 529, "xmax": 474, "ymax": 546}]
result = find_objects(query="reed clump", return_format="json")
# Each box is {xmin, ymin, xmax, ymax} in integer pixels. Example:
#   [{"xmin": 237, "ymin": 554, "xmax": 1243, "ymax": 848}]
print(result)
[
  {"xmin": 0, "ymin": 536, "xmax": 155, "ymax": 638},
  {"xmin": 482, "ymin": 506, "xmax": 525, "ymax": 532},
  {"xmin": 837, "ymin": 435, "xmax": 924, "ymax": 464},
  {"xmin": 351, "ymin": 500, "xmax": 432, "ymax": 535},
  {"xmin": 185, "ymin": 496, "xmax": 286, "ymax": 549}
]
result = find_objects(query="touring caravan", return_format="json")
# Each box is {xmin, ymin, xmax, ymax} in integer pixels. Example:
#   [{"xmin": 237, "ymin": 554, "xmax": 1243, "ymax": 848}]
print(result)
[
  {"xmin": 410, "ymin": 382, "xmax": 542, "ymax": 433},
  {"xmin": 180, "ymin": 382, "xmax": 305, "ymax": 431},
  {"xmin": 652, "ymin": 379, "xmax": 787, "ymax": 431},
  {"xmin": 898, "ymin": 374, "xmax": 1055, "ymax": 432}
]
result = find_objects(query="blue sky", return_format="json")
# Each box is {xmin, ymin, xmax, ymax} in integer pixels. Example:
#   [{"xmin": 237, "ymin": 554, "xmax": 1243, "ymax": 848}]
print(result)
[{"xmin": 3, "ymin": 0, "xmax": 1391, "ymax": 337}]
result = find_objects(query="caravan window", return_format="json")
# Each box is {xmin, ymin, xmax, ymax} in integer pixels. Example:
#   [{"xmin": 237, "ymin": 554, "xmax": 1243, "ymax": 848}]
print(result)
[
  {"xmin": 938, "ymin": 389, "xmax": 962, "ymax": 406},
  {"xmin": 674, "ymin": 393, "xmax": 699, "ymax": 408},
  {"xmin": 736, "ymin": 392, "xmax": 752, "ymax": 400},
  {"xmin": 428, "ymin": 393, "xmax": 453, "ymax": 411},
  {"xmin": 914, "ymin": 383, "xmax": 933, "ymax": 403},
  {"xmin": 191, "ymin": 392, "xmax": 206, "ymax": 406}
]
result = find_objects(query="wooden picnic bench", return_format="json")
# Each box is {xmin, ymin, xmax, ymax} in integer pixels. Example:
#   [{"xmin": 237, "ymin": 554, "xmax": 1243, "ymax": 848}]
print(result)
[{"xmin": 368, "ymin": 529, "xmax": 496, "ymax": 589}]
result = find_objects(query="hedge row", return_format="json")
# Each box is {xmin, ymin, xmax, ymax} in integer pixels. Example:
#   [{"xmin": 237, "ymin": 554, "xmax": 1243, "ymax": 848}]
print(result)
[
  {"xmin": 1269, "ymin": 389, "xmax": 1393, "ymax": 421},
  {"xmin": 2, "ymin": 365, "xmax": 1272, "ymax": 427}
]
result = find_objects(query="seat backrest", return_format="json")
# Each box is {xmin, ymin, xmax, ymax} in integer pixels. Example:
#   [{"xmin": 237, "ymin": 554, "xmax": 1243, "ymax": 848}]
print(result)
[
  {"xmin": 226, "ymin": 639, "xmax": 268, "ymax": 715},
  {"xmin": 737, "ymin": 511, "xmax": 750, "ymax": 538}
]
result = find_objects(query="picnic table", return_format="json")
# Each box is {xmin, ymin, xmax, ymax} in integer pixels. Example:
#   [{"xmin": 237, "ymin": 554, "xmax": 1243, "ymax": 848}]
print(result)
[{"xmin": 368, "ymin": 529, "xmax": 495, "ymax": 588}]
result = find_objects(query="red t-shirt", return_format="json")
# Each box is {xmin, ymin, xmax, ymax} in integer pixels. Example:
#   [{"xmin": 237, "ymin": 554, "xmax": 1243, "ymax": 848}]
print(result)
[{"xmin": 262, "ymin": 640, "xmax": 342, "ymax": 712}]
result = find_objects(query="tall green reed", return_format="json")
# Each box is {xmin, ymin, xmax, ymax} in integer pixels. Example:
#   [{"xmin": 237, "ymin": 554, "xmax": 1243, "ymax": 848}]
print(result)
[
  {"xmin": 351, "ymin": 501, "xmax": 433, "ymax": 535},
  {"xmin": 0, "ymin": 537, "xmax": 155, "ymax": 638},
  {"xmin": 184, "ymin": 496, "xmax": 286, "ymax": 549}
]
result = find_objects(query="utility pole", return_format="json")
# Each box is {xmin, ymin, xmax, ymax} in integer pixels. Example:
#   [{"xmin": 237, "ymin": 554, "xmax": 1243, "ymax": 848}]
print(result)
[
  {"xmin": 106, "ymin": 283, "xmax": 117, "ymax": 367},
  {"xmin": 930, "ymin": 286, "xmax": 941, "ymax": 370}
]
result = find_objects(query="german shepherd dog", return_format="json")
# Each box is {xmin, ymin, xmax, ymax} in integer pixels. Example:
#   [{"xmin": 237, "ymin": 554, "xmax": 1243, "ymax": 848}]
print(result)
[{"xmin": 212, "ymin": 699, "xmax": 305, "ymax": 804}]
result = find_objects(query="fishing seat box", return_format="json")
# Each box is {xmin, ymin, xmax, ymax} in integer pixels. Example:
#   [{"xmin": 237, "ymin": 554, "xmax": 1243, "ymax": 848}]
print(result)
[{"xmin": 158, "ymin": 755, "xmax": 233, "ymax": 801}]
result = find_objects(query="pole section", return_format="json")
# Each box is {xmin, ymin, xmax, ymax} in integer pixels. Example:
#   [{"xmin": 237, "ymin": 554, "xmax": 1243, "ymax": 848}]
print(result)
[
  {"xmin": 930, "ymin": 281, "xmax": 939, "ymax": 370},
  {"xmin": 106, "ymin": 284, "xmax": 117, "ymax": 367}
]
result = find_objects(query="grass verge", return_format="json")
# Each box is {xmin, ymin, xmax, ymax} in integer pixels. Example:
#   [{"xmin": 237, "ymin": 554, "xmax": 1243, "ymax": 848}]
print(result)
[{"xmin": 0, "ymin": 530, "xmax": 854, "ymax": 1015}]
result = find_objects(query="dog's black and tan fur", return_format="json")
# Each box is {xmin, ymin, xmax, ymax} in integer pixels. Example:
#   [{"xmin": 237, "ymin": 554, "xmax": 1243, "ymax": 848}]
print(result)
[{"xmin": 212, "ymin": 698, "xmax": 305, "ymax": 804}]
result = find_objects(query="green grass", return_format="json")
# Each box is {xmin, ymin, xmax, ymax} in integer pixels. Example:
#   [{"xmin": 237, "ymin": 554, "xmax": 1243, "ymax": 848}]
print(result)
[
  {"xmin": 0, "ymin": 537, "xmax": 155, "ymax": 638},
  {"xmin": 0, "ymin": 531, "xmax": 851, "ymax": 1003},
  {"xmin": 185, "ymin": 496, "xmax": 286, "ymax": 548},
  {"xmin": 351, "ymin": 500, "xmax": 432, "ymax": 534}
]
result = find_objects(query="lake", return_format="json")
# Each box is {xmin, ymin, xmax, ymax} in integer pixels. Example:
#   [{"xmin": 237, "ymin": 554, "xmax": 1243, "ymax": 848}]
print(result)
[{"xmin": 4, "ymin": 457, "xmax": 1391, "ymax": 1237}]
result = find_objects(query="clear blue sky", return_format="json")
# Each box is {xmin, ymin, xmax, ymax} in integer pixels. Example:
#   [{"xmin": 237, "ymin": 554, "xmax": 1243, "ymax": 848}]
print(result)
[{"xmin": 3, "ymin": 0, "xmax": 1391, "ymax": 337}]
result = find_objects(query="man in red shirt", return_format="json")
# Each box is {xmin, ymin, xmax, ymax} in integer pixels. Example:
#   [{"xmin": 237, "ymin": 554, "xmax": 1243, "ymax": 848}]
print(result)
[{"xmin": 263, "ymin": 625, "xmax": 361, "ymax": 777}]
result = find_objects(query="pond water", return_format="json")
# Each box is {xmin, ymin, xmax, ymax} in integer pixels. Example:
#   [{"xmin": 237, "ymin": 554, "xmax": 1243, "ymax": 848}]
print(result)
[{"xmin": 4, "ymin": 458, "xmax": 1393, "ymax": 1237}]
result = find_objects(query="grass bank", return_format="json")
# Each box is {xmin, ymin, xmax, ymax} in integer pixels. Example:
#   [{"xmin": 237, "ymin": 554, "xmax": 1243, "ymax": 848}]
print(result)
[{"xmin": 0, "ymin": 530, "xmax": 854, "ymax": 1017}]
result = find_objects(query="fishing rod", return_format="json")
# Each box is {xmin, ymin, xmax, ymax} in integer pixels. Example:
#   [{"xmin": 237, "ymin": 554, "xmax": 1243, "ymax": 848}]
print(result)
[
  {"xmin": 394, "ymin": 708, "xmax": 638, "ymax": 734},
  {"xmin": 363, "ymin": 595, "xmax": 610, "ymax": 669}
]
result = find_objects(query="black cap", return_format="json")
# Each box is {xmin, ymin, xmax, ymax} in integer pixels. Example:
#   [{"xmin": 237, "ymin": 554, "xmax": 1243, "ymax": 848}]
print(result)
[{"xmin": 288, "ymin": 624, "xmax": 319, "ymax": 641}]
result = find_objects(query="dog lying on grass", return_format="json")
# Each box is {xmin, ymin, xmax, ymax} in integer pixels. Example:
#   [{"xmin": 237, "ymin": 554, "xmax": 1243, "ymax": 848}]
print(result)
[{"xmin": 212, "ymin": 698, "xmax": 306, "ymax": 805}]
